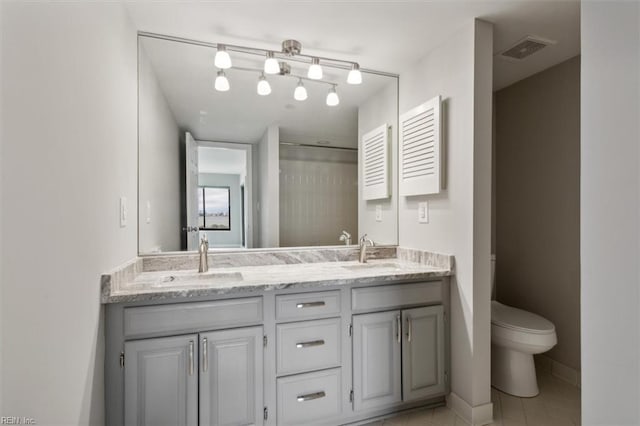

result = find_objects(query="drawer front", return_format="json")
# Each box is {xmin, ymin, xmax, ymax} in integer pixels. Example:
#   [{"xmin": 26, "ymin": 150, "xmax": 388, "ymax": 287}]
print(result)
[
  {"xmin": 277, "ymin": 368, "xmax": 342, "ymax": 426},
  {"xmin": 275, "ymin": 290, "xmax": 341, "ymax": 321},
  {"xmin": 124, "ymin": 297, "xmax": 263, "ymax": 338},
  {"xmin": 276, "ymin": 318, "xmax": 341, "ymax": 375},
  {"xmin": 352, "ymin": 281, "xmax": 443, "ymax": 312}
]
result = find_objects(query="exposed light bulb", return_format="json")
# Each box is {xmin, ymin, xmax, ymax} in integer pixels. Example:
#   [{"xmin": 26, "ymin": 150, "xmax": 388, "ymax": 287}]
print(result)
[
  {"xmin": 326, "ymin": 85, "xmax": 339, "ymax": 106},
  {"xmin": 307, "ymin": 57, "xmax": 323, "ymax": 80},
  {"xmin": 294, "ymin": 79, "xmax": 308, "ymax": 101},
  {"xmin": 214, "ymin": 44, "xmax": 232, "ymax": 69},
  {"xmin": 347, "ymin": 63, "xmax": 362, "ymax": 85},
  {"xmin": 257, "ymin": 73, "xmax": 271, "ymax": 96},
  {"xmin": 214, "ymin": 70, "xmax": 230, "ymax": 92},
  {"xmin": 264, "ymin": 52, "xmax": 280, "ymax": 75}
]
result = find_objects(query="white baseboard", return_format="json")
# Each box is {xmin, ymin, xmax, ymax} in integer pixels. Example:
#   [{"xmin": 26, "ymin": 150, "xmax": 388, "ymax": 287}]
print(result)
[
  {"xmin": 535, "ymin": 354, "xmax": 581, "ymax": 388},
  {"xmin": 447, "ymin": 392, "xmax": 494, "ymax": 425}
]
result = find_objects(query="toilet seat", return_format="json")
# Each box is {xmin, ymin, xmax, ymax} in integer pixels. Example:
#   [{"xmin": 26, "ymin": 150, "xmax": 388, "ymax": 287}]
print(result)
[{"xmin": 491, "ymin": 301, "xmax": 555, "ymax": 334}]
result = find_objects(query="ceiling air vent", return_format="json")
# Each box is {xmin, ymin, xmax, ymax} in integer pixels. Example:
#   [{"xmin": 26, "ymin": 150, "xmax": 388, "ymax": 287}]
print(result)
[{"xmin": 500, "ymin": 35, "xmax": 557, "ymax": 61}]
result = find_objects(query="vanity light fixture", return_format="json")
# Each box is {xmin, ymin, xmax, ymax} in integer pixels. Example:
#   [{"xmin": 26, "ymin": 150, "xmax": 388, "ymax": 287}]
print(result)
[
  {"xmin": 307, "ymin": 58, "xmax": 323, "ymax": 80},
  {"xmin": 347, "ymin": 63, "xmax": 362, "ymax": 85},
  {"xmin": 214, "ymin": 70, "xmax": 230, "ymax": 91},
  {"xmin": 214, "ymin": 44, "xmax": 232, "ymax": 69},
  {"xmin": 294, "ymin": 79, "xmax": 308, "ymax": 101},
  {"xmin": 257, "ymin": 73, "xmax": 272, "ymax": 96},
  {"xmin": 326, "ymin": 85, "xmax": 340, "ymax": 106},
  {"xmin": 264, "ymin": 52, "xmax": 280, "ymax": 74}
]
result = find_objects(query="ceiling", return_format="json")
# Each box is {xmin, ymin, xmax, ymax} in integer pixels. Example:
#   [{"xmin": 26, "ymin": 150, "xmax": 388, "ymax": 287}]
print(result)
[{"xmin": 125, "ymin": 1, "xmax": 580, "ymax": 91}]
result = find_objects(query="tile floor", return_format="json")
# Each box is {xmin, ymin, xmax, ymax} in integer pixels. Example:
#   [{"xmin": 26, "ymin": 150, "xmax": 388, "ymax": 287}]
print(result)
[{"xmin": 365, "ymin": 370, "xmax": 581, "ymax": 426}]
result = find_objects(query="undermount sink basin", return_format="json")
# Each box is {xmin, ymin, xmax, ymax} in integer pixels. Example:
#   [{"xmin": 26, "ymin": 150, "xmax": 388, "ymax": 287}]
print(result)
[
  {"xmin": 341, "ymin": 262, "xmax": 399, "ymax": 271},
  {"xmin": 152, "ymin": 271, "xmax": 243, "ymax": 287}
]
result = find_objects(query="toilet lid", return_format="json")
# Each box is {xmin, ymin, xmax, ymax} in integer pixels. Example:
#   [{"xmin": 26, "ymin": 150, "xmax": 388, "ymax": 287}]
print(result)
[{"xmin": 491, "ymin": 301, "xmax": 555, "ymax": 334}]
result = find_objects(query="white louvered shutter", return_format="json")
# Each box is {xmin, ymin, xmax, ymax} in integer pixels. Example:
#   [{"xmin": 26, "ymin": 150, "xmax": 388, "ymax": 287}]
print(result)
[
  {"xmin": 361, "ymin": 124, "xmax": 390, "ymax": 200},
  {"xmin": 399, "ymin": 96, "xmax": 442, "ymax": 196}
]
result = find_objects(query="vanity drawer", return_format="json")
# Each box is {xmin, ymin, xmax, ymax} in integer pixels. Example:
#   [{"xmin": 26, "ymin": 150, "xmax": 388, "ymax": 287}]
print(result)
[
  {"xmin": 276, "ymin": 290, "xmax": 341, "ymax": 321},
  {"xmin": 352, "ymin": 281, "xmax": 443, "ymax": 312},
  {"xmin": 277, "ymin": 368, "xmax": 342, "ymax": 426},
  {"xmin": 123, "ymin": 297, "xmax": 263, "ymax": 337},
  {"xmin": 276, "ymin": 318, "xmax": 341, "ymax": 375}
]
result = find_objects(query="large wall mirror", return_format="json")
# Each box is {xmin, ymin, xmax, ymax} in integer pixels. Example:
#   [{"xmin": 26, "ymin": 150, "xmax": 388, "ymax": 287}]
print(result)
[{"xmin": 138, "ymin": 33, "xmax": 399, "ymax": 253}]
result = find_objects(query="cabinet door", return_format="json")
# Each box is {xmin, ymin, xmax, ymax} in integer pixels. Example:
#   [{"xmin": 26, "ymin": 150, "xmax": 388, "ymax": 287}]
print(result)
[
  {"xmin": 352, "ymin": 310, "xmax": 402, "ymax": 411},
  {"xmin": 199, "ymin": 326, "xmax": 264, "ymax": 426},
  {"xmin": 402, "ymin": 305, "xmax": 445, "ymax": 401},
  {"xmin": 124, "ymin": 334, "xmax": 198, "ymax": 426}
]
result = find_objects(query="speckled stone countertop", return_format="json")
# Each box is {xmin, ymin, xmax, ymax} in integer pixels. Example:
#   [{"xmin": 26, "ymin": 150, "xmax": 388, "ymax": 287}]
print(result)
[{"xmin": 101, "ymin": 246, "xmax": 454, "ymax": 304}]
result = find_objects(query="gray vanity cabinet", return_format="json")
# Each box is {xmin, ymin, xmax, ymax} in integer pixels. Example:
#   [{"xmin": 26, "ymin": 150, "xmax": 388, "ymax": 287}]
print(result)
[
  {"xmin": 352, "ymin": 310, "xmax": 402, "ymax": 411},
  {"xmin": 199, "ymin": 327, "xmax": 264, "ymax": 426},
  {"xmin": 123, "ymin": 327, "xmax": 263, "ymax": 426},
  {"xmin": 352, "ymin": 304, "xmax": 446, "ymax": 412},
  {"xmin": 124, "ymin": 334, "xmax": 198, "ymax": 426}
]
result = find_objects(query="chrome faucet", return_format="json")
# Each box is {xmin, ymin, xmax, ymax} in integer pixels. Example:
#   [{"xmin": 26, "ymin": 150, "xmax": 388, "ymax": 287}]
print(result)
[
  {"xmin": 198, "ymin": 234, "xmax": 209, "ymax": 273},
  {"xmin": 339, "ymin": 230, "xmax": 352, "ymax": 245},
  {"xmin": 358, "ymin": 234, "xmax": 375, "ymax": 263}
]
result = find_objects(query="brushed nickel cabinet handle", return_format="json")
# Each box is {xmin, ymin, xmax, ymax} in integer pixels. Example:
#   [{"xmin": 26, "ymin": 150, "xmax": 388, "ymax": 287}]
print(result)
[
  {"xmin": 296, "ymin": 301, "xmax": 325, "ymax": 309},
  {"xmin": 407, "ymin": 315, "xmax": 412, "ymax": 343},
  {"xmin": 188, "ymin": 341, "xmax": 194, "ymax": 376},
  {"xmin": 396, "ymin": 314, "xmax": 401, "ymax": 344},
  {"xmin": 202, "ymin": 337, "xmax": 208, "ymax": 373},
  {"xmin": 297, "ymin": 391, "xmax": 326, "ymax": 402},
  {"xmin": 296, "ymin": 339, "xmax": 325, "ymax": 349}
]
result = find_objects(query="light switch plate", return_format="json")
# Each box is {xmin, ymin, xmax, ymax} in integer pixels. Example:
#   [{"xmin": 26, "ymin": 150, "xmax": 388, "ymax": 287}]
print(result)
[
  {"xmin": 375, "ymin": 205, "xmax": 382, "ymax": 222},
  {"xmin": 120, "ymin": 196, "xmax": 128, "ymax": 228},
  {"xmin": 418, "ymin": 201, "xmax": 429, "ymax": 223}
]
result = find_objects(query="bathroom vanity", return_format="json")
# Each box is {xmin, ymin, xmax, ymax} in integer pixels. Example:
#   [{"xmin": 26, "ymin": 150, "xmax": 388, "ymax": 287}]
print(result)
[{"xmin": 102, "ymin": 247, "xmax": 453, "ymax": 426}]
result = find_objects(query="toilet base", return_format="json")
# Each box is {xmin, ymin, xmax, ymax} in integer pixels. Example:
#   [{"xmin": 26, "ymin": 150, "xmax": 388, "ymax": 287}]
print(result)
[{"xmin": 491, "ymin": 344, "xmax": 539, "ymax": 397}]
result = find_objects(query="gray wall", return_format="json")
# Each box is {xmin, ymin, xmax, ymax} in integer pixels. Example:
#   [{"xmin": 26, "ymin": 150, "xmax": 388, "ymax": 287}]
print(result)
[
  {"xmin": 398, "ymin": 20, "xmax": 494, "ymax": 418},
  {"xmin": 199, "ymin": 173, "xmax": 243, "ymax": 248},
  {"xmin": 358, "ymin": 80, "xmax": 399, "ymax": 245},
  {"xmin": 1, "ymin": 3, "xmax": 138, "ymax": 423},
  {"xmin": 495, "ymin": 56, "xmax": 581, "ymax": 371},
  {"xmin": 138, "ymin": 45, "xmax": 181, "ymax": 253},
  {"xmin": 581, "ymin": 1, "xmax": 640, "ymax": 423}
]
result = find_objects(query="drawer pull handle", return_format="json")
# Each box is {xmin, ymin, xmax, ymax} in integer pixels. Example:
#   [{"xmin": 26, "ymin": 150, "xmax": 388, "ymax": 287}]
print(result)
[
  {"xmin": 297, "ymin": 391, "xmax": 326, "ymax": 402},
  {"xmin": 202, "ymin": 337, "xmax": 208, "ymax": 373},
  {"xmin": 188, "ymin": 340, "xmax": 194, "ymax": 376},
  {"xmin": 296, "ymin": 301, "xmax": 325, "ymax": 309},
  {"xmin": 296, "ymin": 339, "xmax": 325, "ymax": 349}
]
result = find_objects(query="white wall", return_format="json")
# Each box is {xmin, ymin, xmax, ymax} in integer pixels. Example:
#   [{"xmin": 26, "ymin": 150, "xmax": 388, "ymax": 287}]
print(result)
[
  {"xmin": 398, "ymin": 20, "xmax": 493, "ymax": 423},
  {"xmin": 581, "ymin": 2, "xmax": 640, "ymax": 424},
  {"xmin": 199, "ymin": 173, "xmax": 243, "ymax": 248},
  {"xmin": 1, "ymin": 3, "xmax": 137, "ymax": 424},
  {"xmin": 358, "ymin": 80, "xmax": 399, "ymax": 245},
  {"xmin": 258, "ymin": 125, "xmax": 279, "ymax": 247},
  {"xmin": 138, "ymin": 44, "xmax": 181, "ymax": 253}
]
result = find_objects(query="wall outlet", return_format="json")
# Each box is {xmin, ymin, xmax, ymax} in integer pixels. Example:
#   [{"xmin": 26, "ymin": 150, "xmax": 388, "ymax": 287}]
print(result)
[
  {"xmin": 375, "ymin": 205, "xmax": 382, "ymax": 222},
  {"xmin": 418, "ymin": 201, "xmax": 429, "ymax": 224},
  {"xmin": 146, "ymin": 201, "xmax": 151, "ymax": 224},
  {"xmin": 120, "ymin": 196, "xmax": 128, "ymax": 228}
]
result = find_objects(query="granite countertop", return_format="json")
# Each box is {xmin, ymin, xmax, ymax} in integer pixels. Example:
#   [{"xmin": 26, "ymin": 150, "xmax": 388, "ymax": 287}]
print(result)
[{"xmin": 101, "ymin": 247, "xmax": 454, "ymax": 304}]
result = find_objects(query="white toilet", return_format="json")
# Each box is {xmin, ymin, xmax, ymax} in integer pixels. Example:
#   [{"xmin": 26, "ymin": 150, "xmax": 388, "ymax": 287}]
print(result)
[{"xmin": 490, "ymin": 255, "xmax": 557, "ymax": 397}]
